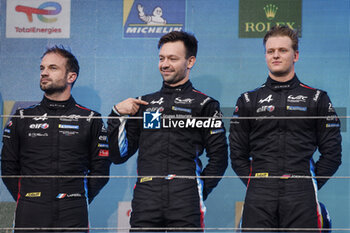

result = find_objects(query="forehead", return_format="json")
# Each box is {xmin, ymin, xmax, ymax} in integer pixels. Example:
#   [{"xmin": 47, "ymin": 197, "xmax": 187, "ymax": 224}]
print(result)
[
  {"xmin": 159, "ymin": 41, "xmax": 186, "ymax": 57},
  {"xmin": 41, "ymin": 52, "xmax": 67, "ymax": 66},
  {"xmin": 265, "ymin": 36, "xmax": 293, "ymax": 49}
]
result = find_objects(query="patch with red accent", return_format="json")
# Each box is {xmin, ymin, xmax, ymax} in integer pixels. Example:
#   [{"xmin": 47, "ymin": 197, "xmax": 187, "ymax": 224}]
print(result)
[
  {"xmin": 300, "ymin": 83, "xmax": 315, "ymax": 90},
  {"xmin": 75, "ymin": 104, "xmax": 91, "ymax": 111},
  {"xmin": 99, "ymin": 149, "xmax": 109, "ymax": 157},
  {"xmin": 192, "ymin": 89, "xmax": 207, "ymax": 96}
]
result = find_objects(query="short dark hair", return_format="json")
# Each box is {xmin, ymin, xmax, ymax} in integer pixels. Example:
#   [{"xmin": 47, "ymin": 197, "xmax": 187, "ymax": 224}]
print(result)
[
  {"xmin": 158, "ymin": 31, "xmax": 198, "ymax": 58},
  {"xmin": 263, "ymin": 25, "xmax": 299, "ymax": 51},
  {"xmin": 42, "ymin": 45, "xmax": 80, "ymax": 77}
]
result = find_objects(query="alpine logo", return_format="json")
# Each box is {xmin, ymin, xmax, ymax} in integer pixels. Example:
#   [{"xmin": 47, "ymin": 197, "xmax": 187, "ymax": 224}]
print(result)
[
  {"xmin": 150, "ymin": 97, "xmax": 164, "ymax": 105},
  {"xmin": 258, "ymin": 94, "xmax": 273, "ymax": 104},
  {"xmin": 33, "ymin": 113, "xmax": 48, "ymax": 121}
]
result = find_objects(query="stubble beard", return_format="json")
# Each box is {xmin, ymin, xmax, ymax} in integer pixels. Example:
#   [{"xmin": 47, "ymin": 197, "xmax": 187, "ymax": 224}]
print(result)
[
  {"xmin": 40, "ymin": 83, "xmax": 67, "ymax": 95},
  {"xmin": 161, "ymin": 69, "xmax": 187, "ymax": 86},
  {"xmin": 40, "ymin": 73, "xmax": 68, "ymax": 96}
]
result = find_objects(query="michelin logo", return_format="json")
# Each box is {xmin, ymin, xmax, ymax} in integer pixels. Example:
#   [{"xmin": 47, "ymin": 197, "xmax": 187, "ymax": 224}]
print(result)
[
  {"xmin": 123, "ymin": 0, "xmax": 185, "ymax": 38},
  {"xmin": 137, "ymin": 4, "xmax": 166, "ymax": 25}
]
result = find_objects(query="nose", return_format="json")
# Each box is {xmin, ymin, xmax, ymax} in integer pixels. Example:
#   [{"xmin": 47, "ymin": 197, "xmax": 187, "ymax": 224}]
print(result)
[
  {"xmin": 40, "ymin": 67, "xmax": 48, "ymax": 76},
  {"xmin": 160, "ymin": 59, "xmax": 170, "ymax": 69},
  {"xmin": 272, "ymin": 50, "xmax": 280, "ymax": 58}
]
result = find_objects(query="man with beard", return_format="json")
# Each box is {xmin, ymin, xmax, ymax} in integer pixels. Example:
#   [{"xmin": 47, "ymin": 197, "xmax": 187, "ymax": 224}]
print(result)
[
  {"xmin": 229, "ymin": 26, "xmax": 341, "ymax": 231},
  {"xmin": 108, "ymin": 31, "xmax": 228, "ymax": 231},
  {"xmin": 1, "ymin": 46, "xmax": 111, "ymax": 232}
]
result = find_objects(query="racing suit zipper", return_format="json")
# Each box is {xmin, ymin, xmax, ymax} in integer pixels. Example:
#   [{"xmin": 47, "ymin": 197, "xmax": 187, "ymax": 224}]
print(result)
[
  {"xmin": 278, "ymin": 90, "xmax": 287, "ymax": 199},
  {"xmin": 50, "ymin": 113, "xmax": 59, "ymax": 225}
]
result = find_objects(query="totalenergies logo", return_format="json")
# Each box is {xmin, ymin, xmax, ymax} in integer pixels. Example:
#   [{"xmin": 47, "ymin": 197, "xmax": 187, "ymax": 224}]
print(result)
[{"xmin": 15, "ymin": 2, "xmax": 61, "ymax": 23}]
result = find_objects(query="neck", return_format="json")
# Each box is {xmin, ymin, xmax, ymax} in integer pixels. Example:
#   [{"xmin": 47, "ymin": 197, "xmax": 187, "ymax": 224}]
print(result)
[
  {"xmin": 165, "ymin": 76, "xmax": 189, "ymax": 87},
  {"xmin": 269, "ymin": 71, "xmax": 295, "ymax": 83},
  {"xmin": 44, "ymin": 89, "xmax": 71, "ymax": 101}
]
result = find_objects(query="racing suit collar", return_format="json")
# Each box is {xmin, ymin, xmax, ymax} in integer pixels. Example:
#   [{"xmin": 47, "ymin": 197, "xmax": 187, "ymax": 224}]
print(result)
[
  {"xmin": 41, "ymin": 95, "xmax": 76, "ymax": 110},
  {"xmin": 161, "ymin": 80, "xmax": 193, "ymax": 93},
  {"xmin": 266, "ymin": 74, "xmax": 300, "ymax": 91}
]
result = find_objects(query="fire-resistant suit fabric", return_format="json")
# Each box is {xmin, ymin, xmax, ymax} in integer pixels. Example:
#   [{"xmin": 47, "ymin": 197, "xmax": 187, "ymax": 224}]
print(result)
[
  {"xmin": 1, "ymin": 96, "xmax": 111, "ymax": 232},
  {"xmin": 229, "ymin": 75, "xmax": 342, "ymax": 231},
  {"xmin": 108, "ymin": 81, "xmax": 228, "ymax": 231}
]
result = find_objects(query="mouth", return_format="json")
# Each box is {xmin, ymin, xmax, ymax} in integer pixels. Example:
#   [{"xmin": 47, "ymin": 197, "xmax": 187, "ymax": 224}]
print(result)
[
  {"xmin": 161, "ymin": 70, "xmax": 174, "ymax": 75},
  {"xmin": 40, "ymin": 78, "xmax": 51, "ymax": 84},
  {"xmin": 272, "ymin": 61, "xmax": 282, "ymax": 65}
]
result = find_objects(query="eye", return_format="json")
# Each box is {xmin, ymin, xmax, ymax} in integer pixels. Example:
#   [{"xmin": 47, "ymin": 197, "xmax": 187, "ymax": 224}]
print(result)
[{"xmin": 266, "ymin": 50, "xmax": 274, "ymax": 54}]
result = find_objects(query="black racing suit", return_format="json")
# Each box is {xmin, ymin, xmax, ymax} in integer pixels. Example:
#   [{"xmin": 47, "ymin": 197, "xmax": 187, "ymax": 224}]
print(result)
[
  {"xmin": 229, "ymin": 75, "xmax": 342, "ymax": 231},
  {"xmin": 1, "ymin": 96, "xmax": 111, "ymax": 232},
  {"xmin": 108, "ymin": 81, "xmax": 228, "ymax": 231}
]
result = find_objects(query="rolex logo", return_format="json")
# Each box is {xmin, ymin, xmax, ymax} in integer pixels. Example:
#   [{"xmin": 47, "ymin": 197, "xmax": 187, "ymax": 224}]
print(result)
[{"xmin": 264, "ymin": 4, "xmax": 278, "ymax": 20}]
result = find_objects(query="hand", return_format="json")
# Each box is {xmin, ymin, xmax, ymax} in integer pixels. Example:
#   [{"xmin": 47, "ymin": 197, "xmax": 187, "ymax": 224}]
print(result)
[
  {"xmin": 137, "ymin": 4, "xmax": 144, "ymax": 14},
  {"xmin": 115, "ymin": 98, "xmax": 148, "ymax": 116}
]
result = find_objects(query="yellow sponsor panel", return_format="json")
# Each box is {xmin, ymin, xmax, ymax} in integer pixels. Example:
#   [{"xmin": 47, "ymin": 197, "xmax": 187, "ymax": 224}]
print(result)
[
  {"xmin": 140, "ymin": 177, "xmax": 152, "ymax": 183},
  {"xmin": 25, "ymin": 192, "xmax": 41, "ymax": 197},
  {"xmin": 255, "ymin": 173, "xmax": 269, "ymax": 177}
]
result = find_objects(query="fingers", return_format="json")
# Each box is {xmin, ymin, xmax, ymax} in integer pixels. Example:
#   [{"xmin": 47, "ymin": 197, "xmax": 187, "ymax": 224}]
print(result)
[
  {"xmin": 134, "ymin": 99, "xmax": 149, "ymax": 106},
  {"xmin": 115, "ymin": 98, "xmax": 148, "ymax": 116}
]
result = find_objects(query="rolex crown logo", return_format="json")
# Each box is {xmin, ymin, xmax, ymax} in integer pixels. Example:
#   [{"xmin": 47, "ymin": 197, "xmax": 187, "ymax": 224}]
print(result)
[{"xmin": 264, "ymin": 4, "xmax": 278, "ymax": 20}]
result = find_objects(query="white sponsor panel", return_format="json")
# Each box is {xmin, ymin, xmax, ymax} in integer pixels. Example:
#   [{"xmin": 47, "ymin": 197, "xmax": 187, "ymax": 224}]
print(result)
[{"xmin": 6, "ymin": 0, "xmax": 71, "ymax": 38}]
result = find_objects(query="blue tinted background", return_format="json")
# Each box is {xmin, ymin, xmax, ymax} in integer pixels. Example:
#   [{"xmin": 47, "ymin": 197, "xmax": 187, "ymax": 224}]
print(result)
[{"xmin": 0, "ymin": 0, "xmax": 349, "ymax": 231}]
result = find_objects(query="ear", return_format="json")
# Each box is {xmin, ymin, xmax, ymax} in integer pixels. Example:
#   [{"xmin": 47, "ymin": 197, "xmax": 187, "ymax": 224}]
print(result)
[
  {"xmin": 293, "ymin": 50, "xmax": 299, "ymax": 63},
  {"xmin": 187, "ymin": 56, "xmax": 196, "ymax": 69},
  {"xmin": 67, "ymin": 72, "xmax": 77, "ymax": 85}
]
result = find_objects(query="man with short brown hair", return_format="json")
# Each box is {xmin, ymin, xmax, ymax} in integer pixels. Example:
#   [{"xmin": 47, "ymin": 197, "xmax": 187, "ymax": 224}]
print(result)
[
  {"xmin": 229, "ymin": 26, "xmax": 341, "ymax": 231},
  {"xmin": 108, "ymin": 31, "xmax": 228, "ymax": 231},
  {"xmin": 1, "ymin": 46, "xmax": 111, "ymax": 232}
]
